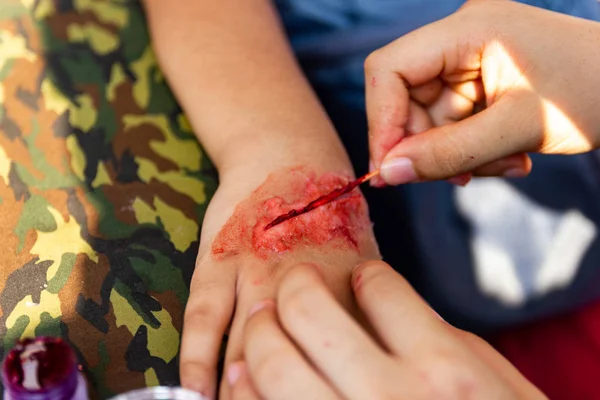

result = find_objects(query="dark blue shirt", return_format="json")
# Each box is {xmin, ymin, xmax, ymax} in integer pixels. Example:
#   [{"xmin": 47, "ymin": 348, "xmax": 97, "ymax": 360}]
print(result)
[{"xmin": 275, "ymin": 0, "xmax": 600, "ymax": 332}]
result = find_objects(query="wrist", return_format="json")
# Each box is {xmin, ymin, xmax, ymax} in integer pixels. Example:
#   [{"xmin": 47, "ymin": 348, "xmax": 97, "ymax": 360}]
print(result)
[
  {"xmin": 211, "ymin": 164, "xmax": 381, "ymax": 263},
  {"xmin": 216, "ymin": 133, "xmax": 355, "ymax": 186}
]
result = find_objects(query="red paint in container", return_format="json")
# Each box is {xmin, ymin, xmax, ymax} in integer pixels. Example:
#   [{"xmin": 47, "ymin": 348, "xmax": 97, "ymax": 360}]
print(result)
[
  {"xmin": 2, "ymin": 337, "xmax": 88, "ymax": 400},
  {"xmin": 3, "ymin": 338, "xmax": 208, "ymax": 400}
]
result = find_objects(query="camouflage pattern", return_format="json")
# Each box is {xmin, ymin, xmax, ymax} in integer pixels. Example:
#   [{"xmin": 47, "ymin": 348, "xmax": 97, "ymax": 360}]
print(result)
[{"xmin": 0, "ymin": 0, "xmax": 217, "ymax": 397}]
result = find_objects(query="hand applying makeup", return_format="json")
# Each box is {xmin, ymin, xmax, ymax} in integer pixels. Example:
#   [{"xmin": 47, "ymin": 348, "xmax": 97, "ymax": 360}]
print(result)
[
  {"xmin": 365, "ymin": 0, "xmax": 600, "ymax": 186},
  {"xmin": 228, "ymin": 262, "xmax": 548, "ymax": 400}
]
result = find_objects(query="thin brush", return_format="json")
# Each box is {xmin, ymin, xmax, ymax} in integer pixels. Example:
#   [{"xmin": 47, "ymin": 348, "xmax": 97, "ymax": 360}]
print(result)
[{"xmin": 264, "ymin": 169, "xmax": 380, "ymax": 230}]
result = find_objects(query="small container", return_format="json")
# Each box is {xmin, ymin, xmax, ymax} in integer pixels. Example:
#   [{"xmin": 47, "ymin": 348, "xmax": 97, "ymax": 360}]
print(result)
[
  {"xmin": 109, "ymin": 387, "xmax": 206, "ymax": 400},
  {"xmin": 2, "ymin": 337, "xmax": 88, "ymax": 400}
]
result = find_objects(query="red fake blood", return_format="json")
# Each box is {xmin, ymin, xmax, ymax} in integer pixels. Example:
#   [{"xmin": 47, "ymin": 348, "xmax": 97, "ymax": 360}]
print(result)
[
  {"xmin": 264, "ymin": 170, "xmax": 378, "ymax": 230},
  {"xmin": 211, "ymin": 167, "xmax": 371, "ymax": 260},
  {"xmin": 3, "ymin": 337, "xmax": 79, "ymax": 397}
]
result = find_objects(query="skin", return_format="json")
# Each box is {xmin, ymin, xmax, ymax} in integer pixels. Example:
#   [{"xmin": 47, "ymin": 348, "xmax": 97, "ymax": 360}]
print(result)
[
  {"xmin": 189, "ymin": 167, "xmax": 378, "ymax": 400},
  {"xmin": 366, "ymin": 0, "xmax": 600, "ymax": 186},
  {"xmin": 229, "ymin": 262, "xmax": 549, "ymax": 400},
  {"xmin": 141, "ymin": 2, "xmax": 379, "ymax": 397},
  {"xmin": 139, "ymin": 0, "xmax": 600, "ymax": 397},
  {"xmin": 210, "ymin": 167, "xmax": 372, "ymax": 260}
]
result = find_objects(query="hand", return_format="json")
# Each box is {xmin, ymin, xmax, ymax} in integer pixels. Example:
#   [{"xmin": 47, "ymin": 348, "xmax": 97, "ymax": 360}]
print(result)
[
  {"xmin": 365, "ymin": 0, "xmax": 600, "ymax": 186},
  {"xmin": 230, "ymin": 261, "xmax": 548, "ymax": 400},
  {"xmin": 179, "ymin": 165, "xmax": 380, "ymax": 399}
]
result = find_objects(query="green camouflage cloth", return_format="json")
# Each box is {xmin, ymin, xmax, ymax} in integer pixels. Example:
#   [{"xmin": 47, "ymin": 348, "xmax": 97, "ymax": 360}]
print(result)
[{"xmin": 0, "ymin": 0, "xmax": 217, "ymax": 397}]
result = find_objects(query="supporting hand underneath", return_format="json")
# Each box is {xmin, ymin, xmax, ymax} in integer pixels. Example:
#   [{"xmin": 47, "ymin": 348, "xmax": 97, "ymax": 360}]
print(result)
[{"xmin": 230, "ymin": 262, "xmax": 548, "ymax": 400}]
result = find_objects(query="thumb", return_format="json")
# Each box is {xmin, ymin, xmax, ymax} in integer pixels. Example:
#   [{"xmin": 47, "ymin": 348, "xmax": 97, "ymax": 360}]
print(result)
[{"xmin": 379, "ymin": 97, "xmax": 540, "ymax": 183}]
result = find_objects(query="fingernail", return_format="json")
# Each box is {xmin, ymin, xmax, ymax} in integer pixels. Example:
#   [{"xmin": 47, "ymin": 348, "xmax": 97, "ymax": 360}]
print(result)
[
  {"xmin": 369, "ymin": 160, "xmax": 375, "ymax": 173},
  {"xmin": 227, "ymin": 362, "xmax": 244, "ymax": 386},
  {"xmin": 380, "ymin": 157, "xmax": 418, "ymax": 185},
  {"xmin": 503, "ymin": 168, "xmax": 528, "ymax": 178},
  {"xmin": 248, "ymin": 299, "xmax": 273, "ymax": 317},
  {"xmin": 448, "ymin": 173, "xmax": 472, "ymax": 187}
]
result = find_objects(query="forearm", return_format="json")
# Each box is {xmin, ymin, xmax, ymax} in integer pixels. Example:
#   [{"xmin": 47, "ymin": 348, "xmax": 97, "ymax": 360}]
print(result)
[{"xmin": 142, "ymin": 0, "xmax": 351, "ymax": 181}]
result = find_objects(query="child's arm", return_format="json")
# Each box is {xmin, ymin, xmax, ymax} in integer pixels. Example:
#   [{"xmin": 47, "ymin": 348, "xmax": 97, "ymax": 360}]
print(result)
[
  {"xmin": 141, "ymin": 1, "xmax": 380, "ymax": 398},
  {"xmin": 142, "ymin": 0, "xmax": 352, "ymax": 182}
]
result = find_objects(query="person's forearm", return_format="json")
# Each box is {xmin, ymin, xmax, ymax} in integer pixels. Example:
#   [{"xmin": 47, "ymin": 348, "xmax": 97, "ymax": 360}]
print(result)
[{"xmin": 142, "ymin": 0, "xmax": 352, "ymax": 180}]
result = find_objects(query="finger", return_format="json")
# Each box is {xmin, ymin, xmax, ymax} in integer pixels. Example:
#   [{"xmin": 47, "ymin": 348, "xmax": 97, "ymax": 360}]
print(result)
[
  {"xmin": 448, "ymin": 154, "xmax": 532, "ymax": 186},
  {"xmin": 471, "ymin": 153, "xmax": 532, "ymax": 178},
  {"xmin": 180, "ymin": 259, "xmax": 237, "ymax": 398},
  {"xmin": 448, "ymin": 79, "xmax": 485, "ymax": 104},
  {"xmin": 365, "ymin": 54, "xmax": 411, "ymax": 170},
  {"xmin": 370, "ymin": 101, "xmax": 431, "ymax": 188},
  {"xmin": 406, "ymin": 100, "xmax": 433, "ymax": 135},
  {"xmin": 409, "ymin": 78, "xmax": 443, "ymax": 106},
  {"xmin": 277, "ymin": 264, "xmax": 391, "ymax": 400},
  {"xmin": 447, "ymin": 173, "xmax": 473, "ymax": 187},
  {"xmin": 218, "ymin": 267, "xmax": 278, "ymax": 399},
  {"xmin": 244, "ymin": 300, "xmax": 340, "ymax": 400},
  {"xmin": 228, "ymin": 362, "xmax": 262, "ymax": 400},
  {"xmin": 365, "ymin": 14, "xmax": 485, "ymax": 168},
  {"xmin": 379, "ymin": 96, "xmax": 539, "ymax": 184},
  {"xmin": 351, "ymin": 260, "xmax": 459, "ymax": 357},
  {"xmin": 454, "ymin": 331, "xmax": 548, "ymax": 399},
  {"xmin": 428, "ymin": 86, "xmax": 474, "ymax": 127},
  {"xmin": 404, "ymin": 103, "xmax": 474, "ymax": 187},
  {"xmin": 368, "ymin": 160, "xmax": 386, "ymax": 188}
]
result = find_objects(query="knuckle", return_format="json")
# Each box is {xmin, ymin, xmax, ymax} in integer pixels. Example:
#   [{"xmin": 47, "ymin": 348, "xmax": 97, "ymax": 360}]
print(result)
[
  {"xmin": 454, "ymin": 329, "xmax": 488, "ymax": 348},
  {"xmin": 293, "ymin": 262, "xmax": 323, "ymax": 276},
  {"xmin": 461, "ymin": 0, "xmax": 493, "ymax": 15},
  {"xmin": 416, "ymin": 350, "xmax": 483, "ymax": 399},
  {"xmin": 364, "ymin": 49, "xmax": 385, "ymax": 73},
  {"xmin": 179, "ymin": 359, "xmax": 211, "ymax": 378},
  {"xmin": 184, "ymin": 301, "xmax": 226, "ymax": 327},
  {"xmin": 190, "ymin": 275, "xmax": 222, "ymax": 294}
]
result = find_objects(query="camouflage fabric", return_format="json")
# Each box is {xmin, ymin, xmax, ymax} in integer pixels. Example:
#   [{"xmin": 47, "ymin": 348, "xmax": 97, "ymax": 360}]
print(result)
[{"xmin": 0, "ymin": 0, "xmax": 217, "ymax": 397}]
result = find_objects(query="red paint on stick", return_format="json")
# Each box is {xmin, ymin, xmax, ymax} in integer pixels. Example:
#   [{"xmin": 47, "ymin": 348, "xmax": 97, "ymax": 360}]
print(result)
[{"xmin": 264, "ymin": 170, "xmax": 379, "ymax": 230}]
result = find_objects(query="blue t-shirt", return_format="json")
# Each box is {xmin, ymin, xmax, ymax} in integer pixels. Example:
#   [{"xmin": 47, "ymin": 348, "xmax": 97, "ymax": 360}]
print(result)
[{"xmin": 275, "ymin": 0, "xmax": 600, "ymax": 332}]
